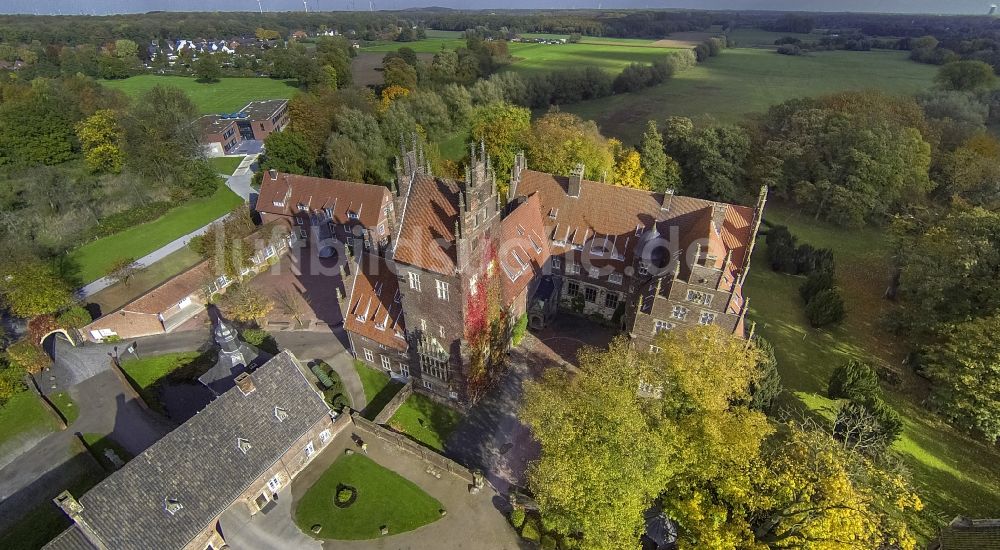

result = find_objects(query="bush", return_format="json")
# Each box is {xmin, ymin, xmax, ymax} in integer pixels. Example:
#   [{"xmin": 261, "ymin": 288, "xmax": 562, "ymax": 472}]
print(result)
[
  {"xmin": 833, "ymin": 396, "xmax": 903, "ymax": 455},
  {"xmin": 794, "ymin": 244, "xmax": 834, "ymax": 274},
  {"xmin": 509, "ymin": 506, "xmax": 526, "ymax": 529},
  {"xmin": 777, "ymin": 44, "xmax": 802, "ymax": 56},
  {"xmin": 765, "ymin": 225, "xmax": 798, "ymax": 272},
  {"xmin": 87, "ymin": 201, "xmax": 172, "ymax": 240},
  {"xmin": 521, "ymin": 518, "xmax": 541, "ymax": 542},
  {"xmin": 799, "ymin": 271, "xmax": 834, "ymax": 303},
  {"xmin": 828, "ymin": 360, "xmax": 880, "ymax": 401},
  {"xmin": 540, "ymin": 535, "xmax": 557, "ymax": 550},
  {"xmin": 0, "ymin": 364, "xmax": 27, "ymax": 404},
  {"xmin": 511, "ymin": 313, "xmax": 529, "ymax": 345},
  {"xmin": 804, "ymin": 288, "xmax": 845, "ymax": 327},
  {"xmin": 5, "ymin": 340, "xmax": 50, "ymax": 374},
  {"xmin": 336, "ymin": 488, "xmax": 353, "ymax": 504},
  {"xmin": 241, "ymin": 328, "xmax": 279, "ymax": 354},
  {"xmin": 749, "ymin": 336, "xmax": 782, "ymax": 411},
  {"xmin": 56, "ymin": 306, "xmax": 92, "ymax": 329}
]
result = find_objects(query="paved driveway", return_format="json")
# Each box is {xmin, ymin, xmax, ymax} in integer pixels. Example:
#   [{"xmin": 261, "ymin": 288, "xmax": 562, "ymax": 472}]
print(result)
[{"xmin": 274, "ymin": 330, "xmax": 365, "ymax": 410}]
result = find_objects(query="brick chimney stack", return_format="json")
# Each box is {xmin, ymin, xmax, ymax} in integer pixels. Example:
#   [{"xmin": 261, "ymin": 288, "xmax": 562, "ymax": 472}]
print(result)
[
  {"xmin": 568, "ymin": 163, "xmax": 584, "ymax": 198},
  {"xmin": 234, "ymin": 372, "xmax": 256, "ymax": 396}
]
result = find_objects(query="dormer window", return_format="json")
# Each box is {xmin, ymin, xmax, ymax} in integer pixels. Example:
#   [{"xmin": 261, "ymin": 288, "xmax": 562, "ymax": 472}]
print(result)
[
  {"xmin": 164, "ymin": 498, "xmax": 183, "ymax": 515},
  {"xmin": 548, "ymin": 208, "xmax": 558, "ymax": 219},
  {"xmin": 274, "ymin": 407, "xmax": 289, "ymax": 422},
  {"xmin": 298, "ymin": 203, "xmax": 308, "ymax": 212},
  {"xmin": 237, "ymin": 437, "xmax": 252, "ymax": 454},
  {"xmin": 348, "ymin": 211, "xmax": 359, "ymax": 220}
]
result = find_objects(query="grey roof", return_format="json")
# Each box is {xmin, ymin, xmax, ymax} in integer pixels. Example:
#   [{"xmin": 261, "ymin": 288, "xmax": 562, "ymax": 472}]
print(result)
[
  {"xmin": 940, "ymin": 517, "xmax": 1000, "ymax": 550},
  {"xmin": 42, "ymin": 525, "xmax": 97, "ymax": 550},
  {"xmin": 198, "ymin": 320, "xmax": 270, "ymax": 395},
  {"xmin": 74, "ymin": 351, "xmax": 329, "ymax": 550},
  {"xmin": 240, "ymin": 99, "xmax": 287, "ymax": 121}
]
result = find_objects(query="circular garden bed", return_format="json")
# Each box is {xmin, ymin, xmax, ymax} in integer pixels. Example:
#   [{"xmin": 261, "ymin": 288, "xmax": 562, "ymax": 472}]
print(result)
[{"xmin": 334, "ymin": 485, "xmax": 357, "ymax": 508}]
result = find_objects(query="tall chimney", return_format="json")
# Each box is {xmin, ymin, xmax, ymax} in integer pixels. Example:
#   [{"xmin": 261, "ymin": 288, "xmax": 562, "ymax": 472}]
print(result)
[
  {"xmin": 568, "ymin": 163, "xmax": 584, "ymax": 198},
  {"xmin": 234, "ymin": 372, "xmax": 256, "ymax": 396},
  {"xmin": 54, "ymin": 492, "xmax": 108, "ymax": 549},
  {"xmin": 268, "ymin": 168, "xmax": 277, "ymax": 180}
]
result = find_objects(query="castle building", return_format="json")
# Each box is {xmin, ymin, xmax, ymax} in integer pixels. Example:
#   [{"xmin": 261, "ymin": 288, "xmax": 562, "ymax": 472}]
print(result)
[{"xmin": 258, "ymin": 143, "xmax": 764, "ymax": 406}]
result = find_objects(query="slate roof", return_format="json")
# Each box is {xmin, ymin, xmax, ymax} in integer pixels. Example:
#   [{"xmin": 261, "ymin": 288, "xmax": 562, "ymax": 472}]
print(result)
[
  {"xmin": 42, "ymin": 525, "xmax": 97, "ymax": 550},
  {"xmin": 256, "ymin": 171, "xmax": 391, "ymax": 230},
  {"xmin": 69, "ymin": 351, "xmax": 329, "ymax": 550},
  {"xmin": 344, "ymin": 251, "xmax": 407, "ymax": 351},
  {"xmin": 938, "ymin": 517, "xmax": 1000, "ymax": 550},
  {"xmin": 498, "ymin": 193, "xmax": 551, "ymax": 305},
  {"xmin": 392, "ymin": 173, "xmax": 462, "ymax": 275}
]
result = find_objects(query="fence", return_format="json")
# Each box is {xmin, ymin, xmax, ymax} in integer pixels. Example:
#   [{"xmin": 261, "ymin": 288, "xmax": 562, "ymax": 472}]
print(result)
[{"xmin": 351, "ymin": 412, "xmax": 474, "ymax": 485}]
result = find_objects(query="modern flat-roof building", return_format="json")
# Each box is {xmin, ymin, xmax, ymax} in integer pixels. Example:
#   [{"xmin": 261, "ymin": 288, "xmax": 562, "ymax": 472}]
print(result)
[{"xmin": 198, "ymin": 99, "xmax": 290, "ymax": 156}]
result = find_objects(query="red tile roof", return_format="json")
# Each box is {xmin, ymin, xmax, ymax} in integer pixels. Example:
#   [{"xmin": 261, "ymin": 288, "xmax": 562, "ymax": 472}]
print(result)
[
  {"xmin": 498, "ymin": 194, "xmax": 550, "ymax": 305},
  {"xmin": 392, "ymin": 174, "xmax": 462, "ymax": 275},
  {"xmin": 257, "ymin": 171, "xmax": 391, "ymax": 229},
  {"xmin": 344, "ymin": 252, "xmax": 408, "ymax": 351},
  {"xmin": 513, "ymin": 170, "xmax": 755, "ymax": 281}
]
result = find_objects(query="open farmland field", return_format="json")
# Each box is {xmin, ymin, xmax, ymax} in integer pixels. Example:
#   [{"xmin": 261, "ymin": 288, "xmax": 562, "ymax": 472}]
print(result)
[
  {"xmin": 507, "ymin": 41, "xmax": 683, "ymax": 74},
  {"xmin": 101, "ymin": 75, "xmax": 298, "ymax": 114},
  {"xmin": 563, "ymin": 48, "xmax": 937, "ymax": 143},
  {"xmin": 727, "ymin": 27, "xmax": 821, "ymax": 47},
  {"xmin": 351, "ymin": 51, "xmax": 433, "ymax": 87},
  {"xmin": 361, "ymin": 36, "xmax": 467, "ymax": 53}
]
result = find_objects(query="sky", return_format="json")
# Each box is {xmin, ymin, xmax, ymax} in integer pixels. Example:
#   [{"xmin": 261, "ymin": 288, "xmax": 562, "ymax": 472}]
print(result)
[{"xmin": 0, "ymin": 0, "xmax": 996, "ymax": 15}]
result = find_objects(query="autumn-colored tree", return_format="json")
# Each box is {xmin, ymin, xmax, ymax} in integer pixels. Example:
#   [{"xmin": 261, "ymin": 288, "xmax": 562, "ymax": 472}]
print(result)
[
  {"xmin": 526, "ymin": 111, "xmax": 615, "ymax": 183},
  {"xmin": 378, "ymin": 84, "xmax": 410, "ymax": 114},
  {"xmin": 613, "ymin": 148, "xmax": 647, "ymax": 189},
  {"xmin": 6, "ymin": 339, "xmax": 51, "ymax": 375},
  {"xmin": 219, "ymin": 283, "xmax": 274, "ymax": 325},
  {"xmin": 75, "ymin": 109, "xmax": 124, "ymax": 174},
  {"xmin": 0, "ymin": 259, "xmax": 73, "ymax": 318}
]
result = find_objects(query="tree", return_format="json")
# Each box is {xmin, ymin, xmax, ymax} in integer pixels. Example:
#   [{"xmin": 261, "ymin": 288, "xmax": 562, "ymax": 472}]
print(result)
[
  {"xmin": 664, "ymin": 117, "xmax": 750, "ymax": 202},
  {"xmin": 5, "ymin": 340, "xmax": 50, "ymax": 375},
  {"xmin": 192, "ymin": 206, "xmax": 256, "ymax": 279},
  {"xmin": 56, "ymin": 305, "xmax": 92, "ymax": 329},
  {"xmin": 261, "ymin": 130, "xmax": 314, "ymax": 175},
  {"xmin": 383, "ymin": 56, "xmax": 417, "ymax": 89},
  {"xmin": 935, "ymin": 60, "xmax": 997, "ymax": 91},
  {"xmin": 75, "ymin": 109, "xmax": 124, "ymax": 174},
  {"xmin": 613, "ymin": 148, "xmax": 646, "ymax": 189},
  {"xmin": 273, "ymin": 288, "xmax": 305, "ymax": 328},
  {"xmin": 0, "ymin": 260, "xmax": 73, "ymax": 317},
  {"xmin": 219, "ymin": 283, "xmax": 274, "ymax": 325},
  {"xmin": 377, "ymin": 84, "xmax": 409, "ymax": 114},
  {"xmin": 522, "ymin": 327, "xmax": 771, "ymax": 550},
  {"xmin": 469, "ymin": 102, "xmax": 530, "ymax": 188},
  {"xmin": 193, "ymin": 54, "xmax": 222, "ymax": 82},
  {"xmin": 747, "ymin": 423, "xmax": 920, "ymax": 550},
  {"xmin": 799, "ymin": 270, "xmax": 834, "ymax": 303},
  {"xmin": 335, "ymin": 108, "xmax": 390, "ymax": 182},
  {"xmin": 922, "ymin": 313, "xmax": 1000, "ymax": 440},
  {"xmin": 106, "ymin": 257, "xmax": 140, "ymax": 288},
  {"xmin": 639, "ymin": 120, "xmax": 674, "ymax": 192},
  {"xmin": 833, "ymin": 397, "xmax": 903, "ymax": 456},
  {"xmin": 325, "ymin": 133, "xmax": 365, "ymax": 182},
  {"xmin": 828, "ymin": 359, "xmax": 879, "ymax": 401},
  {"xmin": 748, "ymin": 336, "xmax": 782, "ymax": 412},
  {"xmin": 804, "ymin": 288, "xmax": 845, "ymax": 327},
  {"xmin": 526, "ymin": 111, "xmax": 615, "ymax": 183},
  {"xmin": 122, "ymin": 85, "xmax": 200, "ymax": 185}
]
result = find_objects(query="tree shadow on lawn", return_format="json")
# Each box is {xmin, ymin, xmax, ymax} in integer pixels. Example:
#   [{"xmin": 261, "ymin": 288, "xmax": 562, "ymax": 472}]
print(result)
[{"xmin": 389, "ymin": 394, "xmax": 462, "ymax": 452}]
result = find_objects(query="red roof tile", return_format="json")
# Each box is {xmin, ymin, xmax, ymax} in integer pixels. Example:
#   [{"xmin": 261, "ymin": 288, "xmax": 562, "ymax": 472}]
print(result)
[
  {"xmin": 498, "ymin": 194, "xmax": 551, "ymax": 304},
  {"xmin": 344, "ymin": 252, "xmax": 408, "ymax": 351},
  {"xmin": 392, "ymin": 174, "xmax": 462, "ymax": 275},
  {"xmin": 257, "ymin": 171, "xmax": 391, "ymax": 229}
]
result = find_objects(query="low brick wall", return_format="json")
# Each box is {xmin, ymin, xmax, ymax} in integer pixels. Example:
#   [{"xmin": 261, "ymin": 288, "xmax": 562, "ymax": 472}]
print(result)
[
  {"xmin": 372, "ymin": 380, "xmax": 413, "ymax": 424},
  {"xmin": 351, "ymin": 412, "xmax": 474, "ymax": 485}
]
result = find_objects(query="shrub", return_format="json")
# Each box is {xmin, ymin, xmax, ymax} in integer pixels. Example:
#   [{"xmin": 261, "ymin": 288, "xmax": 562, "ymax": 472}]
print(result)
[
  {"xmin": 828, "ymin": 360, "xmax": 880, "ymax": 401},
  {"xmin": 521, "ymin": 518, "xmax": 541, "ymax": 542},
  {"xmin": 87, "ymin": 201, "xmax": 172, "ymax": 240},
  {"xmin": 540, "ymin": 535, "xmax": 557, "ymax": 550},
  {"xmin": 799, "ymin": 271, "xmax": 834, "ymax": 303},
  {"xmin": 765, "ymin": 225, "xmax": 798, "ymax": 272},
  {"xmin": 833, "ymin": 396, "xmax": 903, "ymax": 455},
  {"xmin": 804, "ymin": 288, "xmax": 845, "ymax": 327},
  {"xmin": 749, "ymin": 336, "xmax": 782, "ymax": 411},
  {"xmin": 777, "ymin": 44, "xmax": 802, "ymax": 56},
  {"xmin": 6, "ymin": 340, "xmax": 50, "ymax": 374},
  {"xmin": 794, "ymin": 244, "xmax": 834, "ymax": 274},
  {"xmin": 57, "ymin": 305, "xmax": 92, "ymax": 329},
  {"xmin": 0, "ymin": 364, "xmax": 27, "ymax": 404},
  {"xmin": 336, "ymin": 488, "xmax": 353, "ymax": 504},
  {"xmin": 509, "ymin": 506, "xmax": 526, "ymax": 529},
  {"xmin": 511, "ymin": 313, "xmax": 529, "ymax": 346},
  {"xmin": 241, "ymin": 328, "xmax": 279, "ymax": 354}
]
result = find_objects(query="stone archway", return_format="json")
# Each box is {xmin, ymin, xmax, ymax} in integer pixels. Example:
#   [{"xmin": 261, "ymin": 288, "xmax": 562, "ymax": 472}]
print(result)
[{"xmin": 40, "ymin": 329, "xmax": 75, "ymax": 348}]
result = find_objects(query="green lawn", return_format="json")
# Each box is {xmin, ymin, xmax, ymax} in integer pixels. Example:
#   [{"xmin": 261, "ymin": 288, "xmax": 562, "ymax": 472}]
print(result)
[
  {"xmin": 361, "ymin": 37, "xmax": 467, "ymax": 53},
  {"xmin": 101, "ymin": 75, "xmax": 299, "ymax": 114},
  {"xmin": 49, "ymin": 391, "xmax": 78, "ymax": 425},
  {"xmin": 207, "ymin": 155, "xmax": 243, "ymax": 176},
  {"xmin": 0, "ymin": 391, "xmax": 59, "ymax": 457},
  {"xmin": 119, "ymin": 351, "xmax": 214, "ymax": 414},
  {"xmin": 69, "ymin": 184, "xmax": 242, "ymax": 284},
  {"xmin": 86, "ymin": 246, "xmax": 202, "ymax": 314},
  {"xmin": 520, "ymin": 33, "xmax": 663, "ymax": 47},
  {"xmin": 295, "ymin": 453, "xmax": 443, "ymax": 540},
  {"xmin": 81, "ymin": 432, "xmax": 132, "ymax": 471},
  {"xmin": 563, "ymin": 48, "xmax": 938, "ymax": 143},
  {"xmin": 744, "ymin": 204, "xmax": 1000, "ymax": 541},
  {"xmin": 354, "ymin": 360, "xmax": 403, "ymax": 421},
  {"xmin": 387, "ymin": 393, "xmax": 462, "ymax": 453}
]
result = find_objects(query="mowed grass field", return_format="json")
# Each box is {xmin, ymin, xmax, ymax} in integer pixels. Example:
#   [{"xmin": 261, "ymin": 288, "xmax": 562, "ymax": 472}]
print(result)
[
  {"xmin": 563, "ymin": 48, "xmax": 938, "ymax": 143},
  {"xmin": 744, "ymin": 205, "xmax": 1000, "ymax": 542},
  {"xmin": 101, "ymin": 75, "xmax": 298, "ymax": 114}
]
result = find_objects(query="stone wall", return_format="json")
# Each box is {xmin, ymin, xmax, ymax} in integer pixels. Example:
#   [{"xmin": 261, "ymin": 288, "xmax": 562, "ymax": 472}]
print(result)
[
  {"xmin": 351, "ymin": 413, "xmax": 474, "ymax": 485},
  {"xmin": 372, "ymin": 380, "xmax": 413, "ymax": 424}
]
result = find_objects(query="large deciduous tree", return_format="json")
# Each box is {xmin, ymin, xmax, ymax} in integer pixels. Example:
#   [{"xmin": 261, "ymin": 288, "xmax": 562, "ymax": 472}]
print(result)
[
  {"xmin": 935, "ymin": 60, "xmax": 997, "ymax": 91},
  {"xmin": 663, "ymin": 116, "xmax": 750, "ymax": 202},
  {"xmin": 121, "ymin": 85, "xmax": 201, "ymax": 185},
  {"xmin": 526, "ymin": 111, "xmax": 615, "ymax": 183},
  {"xmin": 75, "ymin": 109, "xmax": 124, "ymax": 174},
  {"xmin": 469, "ymin": 101, "xmax": 530, "ymax": 188},
  {"xmin": 261, "ymin": 130, "xmax": 315, "ymax": 175},
  {"xmin": 0, "ymin": 259, "xmax": 73, "ymax": 317}
]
